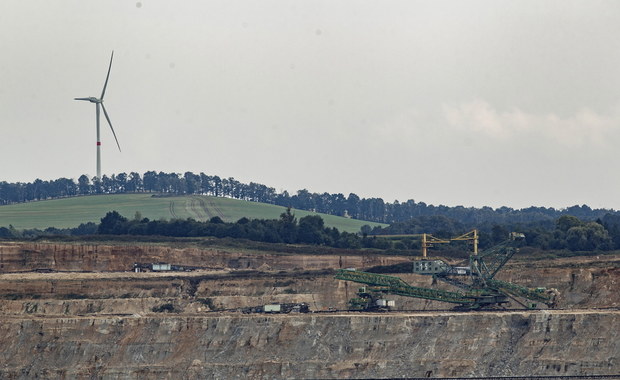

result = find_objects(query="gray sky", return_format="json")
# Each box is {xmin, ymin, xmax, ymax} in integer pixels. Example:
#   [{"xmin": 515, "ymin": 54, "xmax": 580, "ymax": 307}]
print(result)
[{"xmin": 1, "ymin": 1, "xmax": 620, "ymax": 209}]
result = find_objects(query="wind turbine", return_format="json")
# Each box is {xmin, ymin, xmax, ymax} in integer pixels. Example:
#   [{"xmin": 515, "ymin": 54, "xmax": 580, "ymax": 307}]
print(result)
[{"xmin": 75, "ymin": 51, "xmax": 121, "ymax": 181}]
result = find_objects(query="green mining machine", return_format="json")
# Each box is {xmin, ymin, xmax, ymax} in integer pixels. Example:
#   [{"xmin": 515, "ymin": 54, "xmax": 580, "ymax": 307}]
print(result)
[{"xmin": 336, "ymin": 231, "xmax": 557, "ymax": 310}]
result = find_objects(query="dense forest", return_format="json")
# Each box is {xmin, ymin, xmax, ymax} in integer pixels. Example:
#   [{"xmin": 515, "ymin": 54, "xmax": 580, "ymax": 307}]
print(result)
[
  {"xmin": 372, "ymin": 214, "xmax": 620, "ymax": 252},
  {"xmin": 1, "ymin": 171, "xmax": 617, "ymax": 227}
]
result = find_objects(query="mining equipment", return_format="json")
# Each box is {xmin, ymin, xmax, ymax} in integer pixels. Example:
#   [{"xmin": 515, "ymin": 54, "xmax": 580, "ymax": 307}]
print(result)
[
  {"xmin": 133, "ymin": 263, "xmax": 200, "ymax": 272},
  {"xmin": 347, "ymin": 286, "xmax": 396, "ymax": 311},
  {"xmin": 241, "ymin": 303, "xmax": 310, "ymax": 314},
  {"xmin": 336, "ymin": 231, "xmax": 557, "ymax": 310}
]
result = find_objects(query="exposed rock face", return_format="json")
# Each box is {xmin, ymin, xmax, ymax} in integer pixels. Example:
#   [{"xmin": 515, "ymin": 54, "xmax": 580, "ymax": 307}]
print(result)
[
  {"xmin": 0, "ymin": 310, "xmax": 617, "ymax": 379},
  {"xmin": 1, "ymin": 242, "xmax": 619, "ymax": 378},
  {"xmin": 0, "ymin": 242, "xmax": 406, "ymax": 272}
]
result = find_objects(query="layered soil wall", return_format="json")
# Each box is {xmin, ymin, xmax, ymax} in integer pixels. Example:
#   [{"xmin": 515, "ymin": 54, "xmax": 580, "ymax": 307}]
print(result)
[
  {"xmin": 0, "ymin": 242, "xmax": 406, "ymax": 272},
  {"xmin": 0, "ymin": 310, "xmax": 617, "ymax": 379}
]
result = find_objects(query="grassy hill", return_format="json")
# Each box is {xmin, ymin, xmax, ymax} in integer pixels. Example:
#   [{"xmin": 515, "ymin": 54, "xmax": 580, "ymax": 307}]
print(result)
[{"xmin": 0, "ymin": 194, "xmax": 387, "ymax": 233}]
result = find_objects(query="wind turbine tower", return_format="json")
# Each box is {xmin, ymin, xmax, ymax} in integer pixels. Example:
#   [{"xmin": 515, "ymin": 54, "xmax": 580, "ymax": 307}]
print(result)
[{"xmin": 75, "ymin": 51, "xmax": 121, "ymax": 181}]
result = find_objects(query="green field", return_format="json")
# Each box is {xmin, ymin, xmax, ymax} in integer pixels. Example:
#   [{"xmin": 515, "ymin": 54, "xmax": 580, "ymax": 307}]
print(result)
[{"xmin": 0, "ymin": 194, "xmax": 387, "ymax": 233}]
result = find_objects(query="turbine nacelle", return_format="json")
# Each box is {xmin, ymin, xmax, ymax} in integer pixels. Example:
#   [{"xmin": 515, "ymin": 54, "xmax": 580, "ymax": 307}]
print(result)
[{"xmin": 74, "ymin": 97, "xmax": 101, "ymax": 103}]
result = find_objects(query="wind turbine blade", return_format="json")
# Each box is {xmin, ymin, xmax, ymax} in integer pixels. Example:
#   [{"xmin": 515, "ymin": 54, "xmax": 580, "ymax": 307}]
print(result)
[
  {"xmin": 101, "ymin": 103, "xmax": 121, "ymax": 152},
  {"xmin": 100, "ymin": 51, "xmax": 114, "ymax": 100},
  {"xmin": 74, "ymin": 97, "xmax": 90, "ymax": 101}
]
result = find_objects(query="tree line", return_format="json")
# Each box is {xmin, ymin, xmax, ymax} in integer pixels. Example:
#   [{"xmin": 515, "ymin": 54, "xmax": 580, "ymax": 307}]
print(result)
[
  {"xmin": 1, "ymin": 171, "xmax": 618, "ymax": 227},
  {"xmin": 95, "ymin": 209, "xmax": 375, "ymax": 248},
  {"xmin": 0, "ymin": 209, "xmax": 386, "ymax": 250},
  {"xmin": 2, "ymin": 209, "xmax": 620, "ymax": 253}
]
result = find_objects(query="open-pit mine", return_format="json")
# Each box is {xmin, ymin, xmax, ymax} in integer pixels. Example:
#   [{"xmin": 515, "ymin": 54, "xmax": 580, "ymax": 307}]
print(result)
[{"xmin": 0, "ymin": 241, "xmax": 618, "ymax": 379}]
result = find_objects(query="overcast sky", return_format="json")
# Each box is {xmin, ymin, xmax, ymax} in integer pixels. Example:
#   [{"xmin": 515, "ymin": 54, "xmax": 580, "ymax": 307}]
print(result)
[{"xmin": 1, "ymin": 1, "xmax": 619, "ymax": 210}]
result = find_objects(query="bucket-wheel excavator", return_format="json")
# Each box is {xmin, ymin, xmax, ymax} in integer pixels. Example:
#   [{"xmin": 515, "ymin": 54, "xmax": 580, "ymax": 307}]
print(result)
[{"xmin": 336, "ymin": 231, "xmax": 557, "ymax": 310}]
